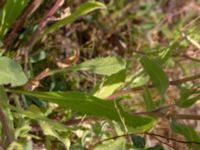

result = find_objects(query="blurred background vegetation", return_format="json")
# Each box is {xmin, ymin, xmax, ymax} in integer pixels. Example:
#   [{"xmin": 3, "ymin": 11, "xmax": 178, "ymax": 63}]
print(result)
[{"xmin": 1, "ymin": 0, "xmax": 200, "ymax": 149}]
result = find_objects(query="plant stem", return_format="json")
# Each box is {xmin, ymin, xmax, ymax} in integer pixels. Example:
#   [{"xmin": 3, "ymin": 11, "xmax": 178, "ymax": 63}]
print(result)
[
  {"xmin": 3, "ymin": 0, "xmax": 43, "ymax": 49},
  {"xmin": 0, "ymin": 86, "xmax": 14, "ymax": 148},
  {"xmin": 0, "ymin": 108, "xmax": 13, "ymax": 146},
  {"xmin": 89, "ymin": 131, "xmax": 200, "ymax": 150},
  {"xmin": 108, "ymin": 73, "xmax": 200, "ymax": 99},
  {"xmin": 22, "ymin": 0, "xmax": 63, "ymax": 72}
]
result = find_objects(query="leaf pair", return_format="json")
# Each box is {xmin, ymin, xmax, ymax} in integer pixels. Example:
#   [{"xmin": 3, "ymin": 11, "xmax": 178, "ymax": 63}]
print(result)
[{"xmin": 0, "ymin": 54, "xmax": 155, "ymax": 131}]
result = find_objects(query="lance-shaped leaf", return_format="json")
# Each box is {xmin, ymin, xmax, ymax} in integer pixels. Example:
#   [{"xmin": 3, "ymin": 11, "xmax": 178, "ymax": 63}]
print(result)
[
  {"xmin": 171, "ymin": 120, "xmax": 200, "ymax": 150},
  {"xmin": 140, "ymin": 56, "xmax": 169, "ymax": 96},
  {"xmin": 9, "ymin": 90, "xmax": 155, "ymax": 130},
  {"xmin": 0, "ymin": 57, "xmax": 28, "ymax": 87},
  {"xmin": 142, "ymin": 86, "xmax": 155, "ymax": 111},
  {"xmin": 75, "ymin": 57, "xmax": 126, "ymax": 76},
  {"xmin": 176, "ymin": 85, "xmax": 200, "ymax": 108}
]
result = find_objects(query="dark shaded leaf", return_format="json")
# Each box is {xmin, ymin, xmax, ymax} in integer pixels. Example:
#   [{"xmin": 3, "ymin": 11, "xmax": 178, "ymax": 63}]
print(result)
[
  {"xmin": 142, "ymin": 86, "xmax": 155, "ymax": 111},
  {"xmin": 132, "ymin": 135, "xmax": 145, "ymax": 148},
  {"xmin": 146, "ymin": 145, "xmax": 165, "ymax": 150},
  {"xmin": 140, "ymin": 56, "xmax": 169, "ymax": 96}
]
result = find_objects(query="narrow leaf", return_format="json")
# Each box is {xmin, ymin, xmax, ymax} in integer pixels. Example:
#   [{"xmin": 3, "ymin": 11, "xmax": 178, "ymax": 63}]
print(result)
[
  {"xmin": 176, "ymin": 94, "xmax": 200, "ymax": 108},
  {"xmin": 9, "ymin": 90, "xmax": 155, "ymax": 130},
  {"xmin": 142, "ymin": 86, "xmax": 155, "ymax": 111},
  {"xmin": 171, "ymin": 120, "xmax": 200, "ymax": 150},
  {"xmin": 176, "ymin": 85, "xmax": 200, "ymax": 108},
  {"xmin": 140, "ymin": 56, "xmax": 169, "ymax": 96}
]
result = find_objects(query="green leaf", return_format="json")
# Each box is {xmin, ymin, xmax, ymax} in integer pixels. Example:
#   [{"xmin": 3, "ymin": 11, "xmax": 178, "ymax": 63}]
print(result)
[
  {"xmin": 171, "ymin": 120, "xmax": 200, "ymax": 150},
  {"xmin": 30, "ymin": 51, "xmax": 47, "ymax": 63},
  {"xmin": 0, "ymin": 57, "xmax": 28, "ymax": 87},
  {"xmin": 94, "ymin": 137, "xmax": 126, "ymax": 150},
  {"xmin": 142, "ymin": 86, "xmax": 155, "ymax": 111},
  {"xmin": 130, "ymin": 73, "xmax": 149, "ymax": 87},
  {"xmin": 9, "ymin": 90, "xmax": 155, "ymax": 130},
  {"xmin": 39, "ymin": 121, "xmax": 70, "ymax": 149},
  {"xmin": 43, "ymin": 1, "xmax": 106, "ymax": 36},
  {"xmin": 15, "ymin": 123, "xmax": 32, "ymax": 139},
  {"xmin": 140, "ymin": 56, "xmax": 169, "ymax": 96},
  {"xmin": 7, "ymin": 139, "xmax": 33, "ymax": 150},
  {"xmin": 25, "ymin": 105, "xmax": 70, "ymax": 149},
  {"xmin": 26, "ymin": 105, "xmax": 69, "ymax": 133},
  {"xmin": 179, "ymin": 85, "xmax": 193, "ymax": 100},
  {"xmin": 177, "ymin": 94, "xmax": 200, "ymax": 108},
  {"xmin": 146, "ymin": 145, "xmax": 165, "ymax": 150},
  {"xmin": 158, "ymin": 47, "xmax": 171, "ymax": 64},
  {"xmin": 93, "ymin": 70, "xmax": 126, "ymax": 99},
  {"xmin": 132, "ymin": 135, "xmax": 145, "ymax": 148},
  {"xmin": 76, "ymin": 57, "xmax": 126, "ymax": 76},
  {"xmin": 176, "ymin": 85, "xmax": 200, "ymax": 108},
  {"xmin": 157, "ymin": 42, "xmax": 175, "ymax": 65},
  {"xmin": 0, "ymin": 0, "xmax": 30, "ymax": 39}
]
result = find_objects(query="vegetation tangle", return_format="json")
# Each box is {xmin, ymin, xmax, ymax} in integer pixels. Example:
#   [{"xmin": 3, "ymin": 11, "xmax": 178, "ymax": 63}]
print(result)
[{"xmin": 1, "ymin": 0, "xmax": 200, "ymax": 150}]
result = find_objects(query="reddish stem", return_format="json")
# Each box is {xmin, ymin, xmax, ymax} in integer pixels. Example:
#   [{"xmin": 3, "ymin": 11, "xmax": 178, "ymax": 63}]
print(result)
[
  {"xmin": 3, "ymin": 0, "xmax": 43, "ymax": 49},
  {"xmin": 23, "ymin": 0, "xmax": 63, "ymax": 72}
]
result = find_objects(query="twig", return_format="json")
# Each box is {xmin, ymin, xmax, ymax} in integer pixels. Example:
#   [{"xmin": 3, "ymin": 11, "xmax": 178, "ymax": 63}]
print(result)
[
  {"xmin": 0, "ymin": 0, "xmax": 5, "ymax": 9},
  {"xmin": 150, "ymin": 135, "xmax": 175, "ymax": 149},
  {"xmin": 169, "ymin": 113, "xmax": 200, "ymax": 120},
  {"xmin": 181, "ymin": 16, "xmax": 200, "ymax": 31},
  {"xmin": 0, "ymin": 138, "xmax": 5, "ymax": 150},
  {"xmin": 89, "ymin": 132, "xmax": 200, "ymax": 150},
  {"xmin": 146, "ymin": 132, "xmax": 200, "ymax": 145},
  {"xmin": 182, "ymin": 54, "xmax": 200, "ymax": 62},
  {"xmin": 26, "ymin": 0, "xmax": 64, "ymax": 48},
  {"xmin": 114, "ymin": 101, "xmax": 131, "ymax": 142},
  {"xmin": 0, "ymin": 108, "xmax": 13, "ymax": 147},
  {"xmin": 108, "ymin": 73, "xmax": 200, "ymax": 99},
  {"xmin": 135, "ymin": 109, "xmax": 200, "ymax": 121},
  {"xmin": 133, "ymin": 101, "xmax": 200, "ymax": 120},
  {"xmin": 23, "ymin": 68, "xmax": 50, "ymax": 91},
  {"xmin": 181, "ymin": 32, "xmax": 200, "ymax": 50}
]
